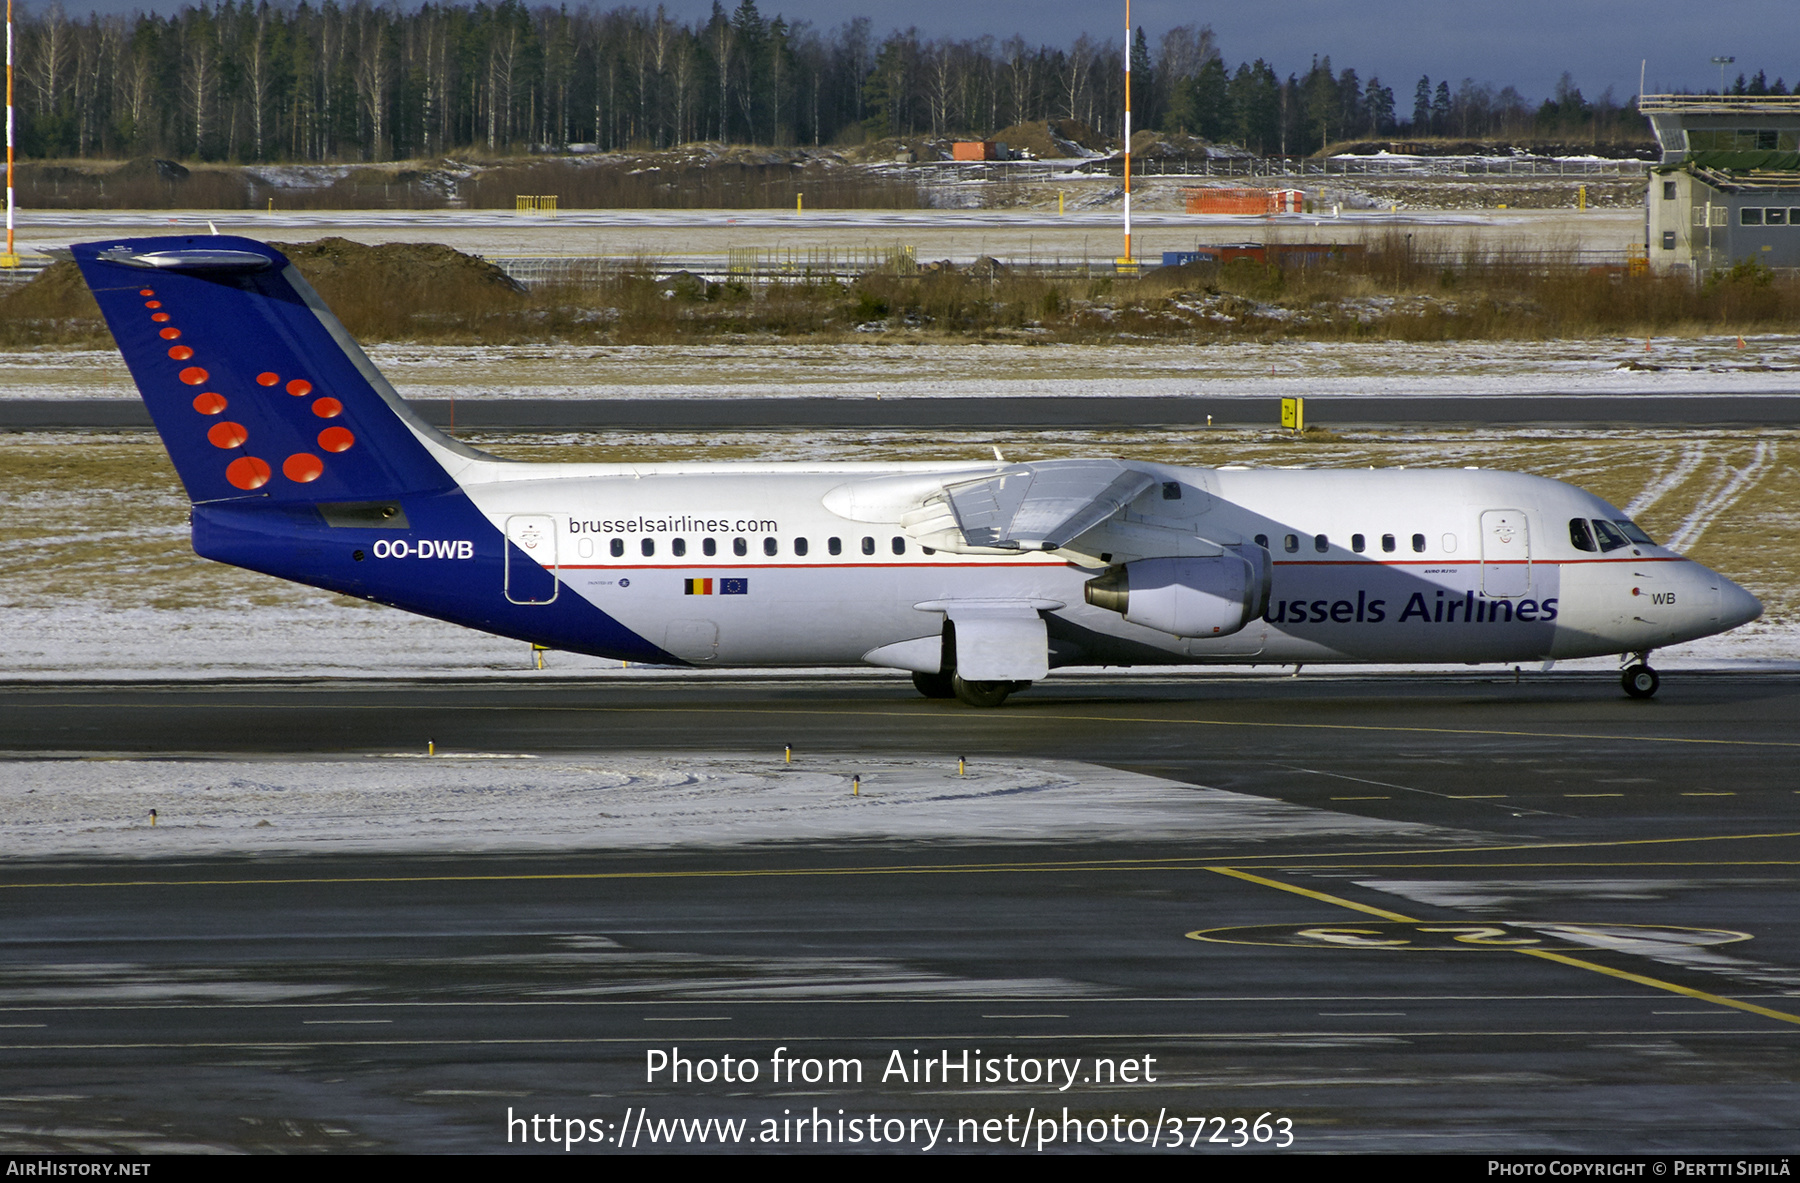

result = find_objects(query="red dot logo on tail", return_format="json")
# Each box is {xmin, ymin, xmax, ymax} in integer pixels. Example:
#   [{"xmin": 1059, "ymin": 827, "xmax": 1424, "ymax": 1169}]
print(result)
[
  {"xmin": 179, "ymin": 367, "xmax": 209, "ymax": 385},
  {"xmin": 318, "ymin": 427, "xmax": 355, "ymax": 453},
  {"xmin": 257, "ymin": 372, "xmax": 280, "ymax": 387},
  {"xmin": 312, "ymin": 397, "xmax": 343, "ymax": 418},
  {"xmin": 226, "ymin": 457, "xmax": 271, "ymax": 490},
  {"xmin": 168, "ymin": 345, "xmax": 194, "ymax": 360},
  {"xmin": 286, "ymin": 379, "xmax": 312, "ymax": 397},
  {"xmin": 207, "ymin": 421, "xmax": 248, "ymax": 449},
  {"xmin": 193, "ymin": 392, "xmax": 227, "ymax": 415},
  {"xmin": 283, "ymin": 454, "xmax": 324, "ymax": 483}
]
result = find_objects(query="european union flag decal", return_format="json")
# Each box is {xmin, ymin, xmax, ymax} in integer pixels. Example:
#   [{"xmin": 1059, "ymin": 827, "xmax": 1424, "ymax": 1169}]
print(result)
[{"xmin": 721, "ymin": 577, "xmax": 749, "ymax": 595}]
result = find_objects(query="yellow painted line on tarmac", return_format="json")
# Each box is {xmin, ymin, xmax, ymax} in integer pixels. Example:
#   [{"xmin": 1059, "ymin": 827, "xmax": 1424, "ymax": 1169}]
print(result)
[
  {"xmin": 1206, "ymin": 867, "xmax": 1418, "ymax": 923},
  {"xmin": 5, "ymin": 830, "xmax": 1798, "ymax": 892},
  {"xmin": 1205, "ymin": 866, "xmax": 1800, "ymax": 1028},
  {"xmin": 1683, "ymin": 792, "xmax": 1737, "ymax": 797},
  {"xmin": 1515, "ymin": 950, "xmax": 1800, "ymax": 1027},
  {"xmin": 26, "ymin": 700, "xmax": 1800, "ymax": 750}
]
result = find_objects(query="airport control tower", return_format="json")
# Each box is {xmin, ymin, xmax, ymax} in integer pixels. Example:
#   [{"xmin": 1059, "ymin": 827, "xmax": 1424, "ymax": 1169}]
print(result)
[{"xmin": 1640, "ymin": 94, "xmax": 1800, "ymax": 277}]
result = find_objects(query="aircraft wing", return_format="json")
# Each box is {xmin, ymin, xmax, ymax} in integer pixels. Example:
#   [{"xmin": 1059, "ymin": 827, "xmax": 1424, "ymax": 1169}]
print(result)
[{"xmin": 913, "ymin": 460, "xmax": 1157, "ymax": 552}]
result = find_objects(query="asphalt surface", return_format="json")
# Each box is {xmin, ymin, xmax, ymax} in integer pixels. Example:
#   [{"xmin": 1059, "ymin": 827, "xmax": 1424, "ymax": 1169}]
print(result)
[
  {"xmin": 6, "ymin": 394, "xmax": 1800, "ymax": 431},
  {"xmin": 2, "ymin": 672, "xmax": 1798, "ymax": 1153}
]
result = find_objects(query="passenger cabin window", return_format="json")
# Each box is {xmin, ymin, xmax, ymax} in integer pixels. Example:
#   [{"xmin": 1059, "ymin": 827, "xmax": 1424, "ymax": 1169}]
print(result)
[
  {"xmin": 733, "ymin": 537, "xmax": 748, "ymax": 557},
  {"xmin": 828, "ymin": 537, "xmax": 842, "ymax": 556},
  {"xmin": 672, "ymin": 538, "xmax": 686, "ymax": 557},
  {"xmin": 1411, "ymin": 533, "xmax": 1426, "ymax": 553},
  {"xmin": 794, "ymin": 537, "xmax": 809, "ymax": 557},
  {"xmin": 1313, "ymin": 534, "xmax": 1328, "ymax": 553},
  {"xmin": 1591, "ymin": 519, "xmax": 1631, "ymax": 552},
  {"xmin": 1254, "ymin": 534, "xmax": 1269, "ymax": 549},
  {"xmin": 1351, "ymin": 533, "xmax": 1366, "ymax": 553},
  {"xmin": 610, "ymin": 538, "xmax": 624, "ymax": 558},
  {"xmin": 641, "ymin": 538, "xmax": 655, "ymax": 557},
  {"xmin": 1569, "ymin": 518, "xmax": 1596, "ymax": 552},
  {"xmin": 891, "ymin": 536, "xmax": 906, "ymax": 555},
  {"xmin": 861, "ymin": 536, "xmax": 875, "ymax": 555},
  {"xmin": 763, "ymin": 537, "xmax": 778, "ymax": 556},
  {"xmin": 703, "ymin": 537, "xmax": 717, "ymax": 557},
  {"xmin": 1381, "ymin": 534, "xmax": 1396, "ymax": 553},
  {"xmin": 1283, "ymin": 534, "xmax": 1299, "ymax": 553}
]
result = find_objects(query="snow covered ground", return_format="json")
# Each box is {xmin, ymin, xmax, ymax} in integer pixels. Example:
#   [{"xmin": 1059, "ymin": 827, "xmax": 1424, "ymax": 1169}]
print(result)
[
  {"xmin": 0, "ymin": 753, "xmax": 1453, "ymax": 860},
  {"xmin": 5, "ymin": 336, "xmax": 1799, "ymax": 403}
]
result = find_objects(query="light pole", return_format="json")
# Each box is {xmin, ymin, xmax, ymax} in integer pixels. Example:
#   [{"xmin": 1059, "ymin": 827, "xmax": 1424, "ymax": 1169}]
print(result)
[{"xmin": 1711, "ymin": 56, "xmax": 1736, "ymax": 96}]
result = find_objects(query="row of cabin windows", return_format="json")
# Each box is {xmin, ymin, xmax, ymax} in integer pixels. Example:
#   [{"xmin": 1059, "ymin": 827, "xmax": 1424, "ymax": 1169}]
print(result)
[
  {"xmin": 1255, "ymin": 532, "xmax": 1430, "ymax": 555},
  {"xmin": 596, "ymin": 535, "xmax": 922, "ymax": 559}
]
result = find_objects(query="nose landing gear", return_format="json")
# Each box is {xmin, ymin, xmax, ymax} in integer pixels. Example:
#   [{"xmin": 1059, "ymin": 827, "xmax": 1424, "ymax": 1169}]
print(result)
[{"xmin": 1621, "ymin": 653, "xmax": 1660, "ymax": 699}]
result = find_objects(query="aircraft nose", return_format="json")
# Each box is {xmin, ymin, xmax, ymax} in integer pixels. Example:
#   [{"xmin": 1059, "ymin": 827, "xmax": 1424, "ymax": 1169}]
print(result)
[{"xmin": 1716, "ymin": 576, "xmax": 1763, "ymax": 630}]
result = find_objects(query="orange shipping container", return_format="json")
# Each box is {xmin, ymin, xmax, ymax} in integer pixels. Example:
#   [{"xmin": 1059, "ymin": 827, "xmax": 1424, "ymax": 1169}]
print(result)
[
  {"xmin": 953, "ymin": 141, "xmax": 998, "ymax": 161},
  {"xmin": 1184, "ymin": 187, "xmax": 1307, "ymax": 215}
]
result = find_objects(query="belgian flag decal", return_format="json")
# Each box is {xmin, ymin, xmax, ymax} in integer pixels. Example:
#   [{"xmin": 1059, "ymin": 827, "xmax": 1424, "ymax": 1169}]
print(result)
[{"xmin": 684, "ymin": 578, "xmax": 713, "ymax": 595}]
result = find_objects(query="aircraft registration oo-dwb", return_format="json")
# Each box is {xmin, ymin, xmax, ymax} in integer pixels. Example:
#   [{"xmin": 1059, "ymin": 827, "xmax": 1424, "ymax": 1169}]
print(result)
[{"xmin": 74, "ymin": 236, "xmax": 1762, "ymax": 706}]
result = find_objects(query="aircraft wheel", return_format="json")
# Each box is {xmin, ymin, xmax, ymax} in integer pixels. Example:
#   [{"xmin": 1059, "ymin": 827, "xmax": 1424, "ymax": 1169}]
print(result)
[
  {"xmin": 952, "ymin": 675, "xmax": 1013, "ymax": 708},
  {"xmin": 1621, "ymin": 664, "xmax": 1660, "ymax": 699},
  {"xmin": 912, "ymin": 670, "xmax": 956, "ymax": 699}
]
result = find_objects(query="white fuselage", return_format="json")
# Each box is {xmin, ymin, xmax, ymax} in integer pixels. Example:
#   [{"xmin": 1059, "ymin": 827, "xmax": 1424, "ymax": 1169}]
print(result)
[{"xmin": 418, "ymin": 448, "xmax": 1758, "ymax": 670}]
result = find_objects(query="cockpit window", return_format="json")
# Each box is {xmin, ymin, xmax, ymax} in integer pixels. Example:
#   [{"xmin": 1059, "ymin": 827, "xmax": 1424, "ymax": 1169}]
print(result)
[
  {"xmin": 1569, "ymin": 518, "xmax": 1596, "ymax": 552},
  {"xmin": 1591, "ymin": 519, "xmax": 1631, "ymax": 552},
  {"xmin": 1614, "ymin": 519, "xmax": 1655, "ymax": 546}
]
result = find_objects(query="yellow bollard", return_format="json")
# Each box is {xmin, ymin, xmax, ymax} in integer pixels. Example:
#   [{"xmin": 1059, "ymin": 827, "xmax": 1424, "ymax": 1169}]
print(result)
[
  {"xmin": 1577, "ymin": 185, "xmax": 1586, "ymax": 212},
  {"xmin": 149, "ymin": 809, "xmax": 157, "ymax": 827},
  {"xmin": 428, "ymin": 739, "xmax": 435, "ymax": 756},
  {"xmin": 958, "ymin": 756, "xmax": 965, "ymax": 776},
  {"xmin": 796, "ymin": 192, "xmax": 804, "ymax": 212},
  {"xmin": 852, "ymin": 774, "xmax": 860, "ymax": 796},
  {"xmin": 1058, "ymin": 192, "xmax": 1065, "ymax": 215},
  {"xmin": 785, "ymin": 744, "xmax": 792, "ymax": 764}
]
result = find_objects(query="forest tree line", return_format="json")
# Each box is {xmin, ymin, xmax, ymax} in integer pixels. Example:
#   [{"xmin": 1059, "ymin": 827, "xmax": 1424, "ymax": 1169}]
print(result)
[{"xmin": 10, "ymin": 0, "xmax": 1657, "ymax": 163}]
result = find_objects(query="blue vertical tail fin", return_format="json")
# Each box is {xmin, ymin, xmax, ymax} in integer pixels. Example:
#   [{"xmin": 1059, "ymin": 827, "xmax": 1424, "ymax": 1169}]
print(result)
[{"xmin": 72, "ymin": 236, "xmax": 468, "ymax": 504}]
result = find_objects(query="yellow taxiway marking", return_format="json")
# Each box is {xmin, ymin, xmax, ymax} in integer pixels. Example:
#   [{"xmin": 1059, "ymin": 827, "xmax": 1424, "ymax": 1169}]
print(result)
[
  {"xmin": 1447, "ymin": 795, "xmax": 1507, "ymax": 799},
  {"xmin": 1204, "ymin": 867, "xmax": 1800, "ymax": 1028},
  {"xmin": 28, "ymin": 700, "xmax": 1800, "ymax": 750},
  {"xmin": 1683, "ymin": 792, "xmax": 1737, "ymax": 797},
  {"xmin": 4, "ymin": 830, "xmax": 1797, "ymax": 892}
]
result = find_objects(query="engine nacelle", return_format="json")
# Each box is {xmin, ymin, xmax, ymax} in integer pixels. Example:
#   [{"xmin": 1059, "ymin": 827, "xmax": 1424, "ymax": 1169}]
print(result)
[{"xmin": 1083, "ymin": 550, "xmax": 1269, "ymax": 638}]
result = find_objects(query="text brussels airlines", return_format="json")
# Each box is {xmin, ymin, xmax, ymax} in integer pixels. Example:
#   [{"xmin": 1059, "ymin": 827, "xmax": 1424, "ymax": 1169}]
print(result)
[{"xmin": 1266, "ymin": 590, "xmax": 1559, "ymax": 626}]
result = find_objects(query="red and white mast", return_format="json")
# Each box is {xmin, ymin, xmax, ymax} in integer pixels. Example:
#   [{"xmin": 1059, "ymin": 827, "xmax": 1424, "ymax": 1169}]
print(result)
[
  {"xmin": 3, "ymin": 0, "xmax": 15, "ymax": 269},
  {"xmin": 1116, "ymin": 0, "xmax": 1130, "ymax": 264}
]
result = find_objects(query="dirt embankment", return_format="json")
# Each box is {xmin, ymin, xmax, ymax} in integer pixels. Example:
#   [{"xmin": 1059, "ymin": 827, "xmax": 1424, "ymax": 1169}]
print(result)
[{"xmin": 0, "ymin": 238, "xmax": 524, "ymax": 346}]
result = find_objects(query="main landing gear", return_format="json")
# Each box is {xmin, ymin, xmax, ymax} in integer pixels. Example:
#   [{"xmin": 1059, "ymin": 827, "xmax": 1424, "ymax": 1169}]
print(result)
[
  {"xmin": 910, "ymin": 670, "xmax": 1031, "ymax": 708},
  {"xmin": 1621, "ymin": 653, "xmax": 1660, "ymax": 699}
]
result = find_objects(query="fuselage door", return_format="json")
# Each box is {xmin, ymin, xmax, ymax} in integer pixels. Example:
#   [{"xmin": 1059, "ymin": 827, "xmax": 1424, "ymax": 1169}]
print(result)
[
  {"xmin": 1480, "ymin": 510, "xmax": 1530, "ymax": 598},
  {"xmin": 504, "ymin": 514, "xmax": 560, "ymax": 604}
]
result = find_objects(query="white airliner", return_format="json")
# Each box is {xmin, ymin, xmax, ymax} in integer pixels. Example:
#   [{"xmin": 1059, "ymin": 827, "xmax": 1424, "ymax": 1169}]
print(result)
[{"xmin": 72, "ymin": 236, "xmax": 1762, "ymax": 705}]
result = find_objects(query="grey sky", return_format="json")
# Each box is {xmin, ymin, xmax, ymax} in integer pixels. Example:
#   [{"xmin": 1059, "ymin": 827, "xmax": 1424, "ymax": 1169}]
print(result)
[{"xmin": 36, "ymin": 0, "xmax": 1798, "ymax": 104}]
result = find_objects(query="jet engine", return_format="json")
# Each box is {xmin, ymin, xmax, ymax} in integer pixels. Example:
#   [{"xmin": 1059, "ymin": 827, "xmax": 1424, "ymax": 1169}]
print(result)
[{"xmin": 1083, "ymin": 549, "xmax": 1270, "ymax": 638}]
